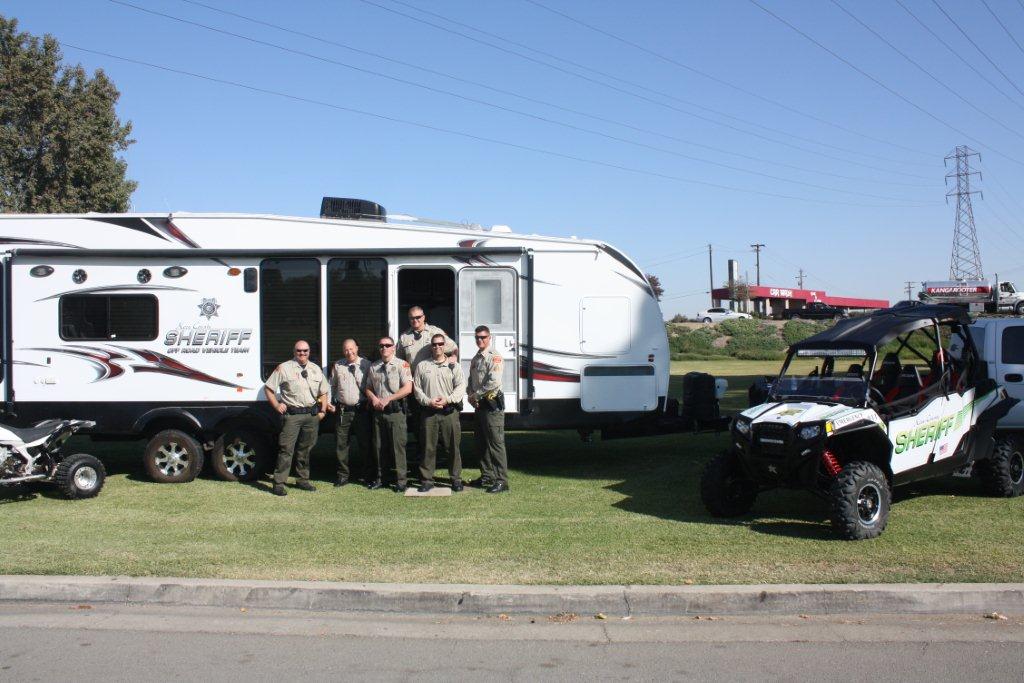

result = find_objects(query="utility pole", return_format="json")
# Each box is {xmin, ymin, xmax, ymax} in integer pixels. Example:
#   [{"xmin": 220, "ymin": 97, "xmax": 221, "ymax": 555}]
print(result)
[
  {"xmin": 796, "ymin": 269, "xmax": 805, "ymax": 289},
  {"xmin": 707, "ymin": 244, "xmax": 714, "ymax": 306},
  {"xmin": 945, "ymin": 146, "xmax": 984, "ymax": 281},
  {"xmin": 905, "ymin": 281, "xmax": 914, "ymax": 302},
  {"xmin": 750, "ymin": 243, "xmax": 765, "ymax": 286}
]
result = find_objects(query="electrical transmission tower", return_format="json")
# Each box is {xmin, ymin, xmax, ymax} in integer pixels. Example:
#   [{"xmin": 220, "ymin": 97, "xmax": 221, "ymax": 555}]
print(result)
[{"xmin": 945, "ymin": 146, "xmax": 984, "ymax": 281}]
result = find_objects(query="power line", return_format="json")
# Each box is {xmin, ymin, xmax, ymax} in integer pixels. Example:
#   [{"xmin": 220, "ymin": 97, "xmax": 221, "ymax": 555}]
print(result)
[
  {"xmin": 517, "ymin": 0, "xmax": 936, "ymax": 161},
  {"xmin": 831, "ymin": 0, "xmax": 1024, "ymax": 143},
  {"xmin": 747, "ymin": 0, "xmax": 1024, "ymax": 168},
  {"xmin": 174, "ymin": 0, "xmax": 931, "ymax": 189},
  {"xmin": 979, "ymin": 0, "xmax": 1024, "ymax": 58},
  {"xmin": 894, "ymin": 0, "xmax": 1024, "ymax": 113},
  {"xmin": 355, "ymin": 0, "xmax": 937, "ymax": 175},
  {"xmin": 929, "ymin": 0, "xmax": 1024, "ymax": 101},
  {"xmin": 111, "ymin": 1, "xmax": 935, "ymax": 203},
  {"xmin": 61, "ymin": 43, "xmax": 925, "ymax": 207}
]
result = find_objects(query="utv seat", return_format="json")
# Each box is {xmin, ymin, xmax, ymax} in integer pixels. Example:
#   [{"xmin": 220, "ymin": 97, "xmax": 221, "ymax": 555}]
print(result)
[
  {"xmin": 893, "ymin": 366, "xmax": 924, "ymax": 402},
  {"xmin": 874, "ymin": 353, "xmax": 902, "ymax": 402},
  {"xmin": 4, "ymin": 419, "xmax": 65, "ymax": 444}
]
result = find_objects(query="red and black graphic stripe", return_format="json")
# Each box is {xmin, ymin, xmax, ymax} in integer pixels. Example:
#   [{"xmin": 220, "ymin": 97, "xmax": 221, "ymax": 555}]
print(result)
[
  {"xmin": 127, "ymin": 348, "xmax": 247, "ymax": 389},
  {"xmin": 0, "ymin": 236, "xmax": 83, "ymax": 249},
  {"xmin": 519, "ymin": 358, "xmax": 580, "ymax": 383}
]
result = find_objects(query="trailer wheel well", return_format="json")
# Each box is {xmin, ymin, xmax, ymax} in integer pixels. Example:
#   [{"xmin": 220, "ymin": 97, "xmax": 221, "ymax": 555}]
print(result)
[
  {"xmin": 211, "ymin": 413, "xmax": 276, "ymax": 439},
  {"xmin": 135, "ymin": 411, "xmax": 203, "ymax": 441}
]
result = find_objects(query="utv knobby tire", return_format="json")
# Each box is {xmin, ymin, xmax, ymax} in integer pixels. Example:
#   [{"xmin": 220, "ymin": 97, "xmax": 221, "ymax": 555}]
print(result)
[
  {"xmin": 701, "ymin": 450, "xmax": 757, "ymax": 517},
  {"xmin": 977, "ymin": 435, "xmax": 1024, "ymax": 498},
  {"xmin": 829, "ymin": 461, "xmax": 890, "ymax": 540},
  {"xmin": 54, "ymin": 453, "xmax": 106, "ymax": 499},
  {"xmin": 143, "ymin": 430, "xmax": 204, "ymax": 483},
  {"xmin": 210, "ymin": 428, "xmax": 270, "ymax": 482}
]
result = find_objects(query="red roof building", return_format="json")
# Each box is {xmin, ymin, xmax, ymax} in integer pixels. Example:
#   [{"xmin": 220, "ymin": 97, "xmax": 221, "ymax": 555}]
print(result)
[{"xmin": 711, "ymin": 285, "xmax": 889, "ymax": 317}]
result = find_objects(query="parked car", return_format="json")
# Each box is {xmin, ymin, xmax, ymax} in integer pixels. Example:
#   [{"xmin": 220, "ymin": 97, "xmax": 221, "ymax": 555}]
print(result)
[
  {"xmin": 694, "ymin": 307, "xmax": 751, "ymax": 324},
  {"xmin": 781, "ymin": 301, "xmax": 847, "ymax": 320},
  {"xmin": 702, "ymin": 305, "xmax": 1019, "ymax": 539}
]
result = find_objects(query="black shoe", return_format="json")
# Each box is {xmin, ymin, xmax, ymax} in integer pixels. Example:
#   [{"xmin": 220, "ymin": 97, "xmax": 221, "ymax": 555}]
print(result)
[
  {"xmin": 468, "ymin": 477, "xmax": 493, "ymax": 489},
  {"xmin": 296, "ymin": 481, "xmax": 317, "ymax": 492},
  {"xmin": 394, "ymin": 483, "xmax": 407, "ymax": 493},
  {"xmin": 272, "ymin": 484, "xmax": 287, "ymax": 497},
  {"xmin": 486, "ymin": 482, "xmax": 509, "ymax": 494},
  {"xmin": 451, "ymin": 480, "xmax": 464, "ymax": 493},
  {"xmin": 366, "ymin": 479, "xmax": 384, "ymax": 490},
  {"xmin": 334, "ymin": 478, "xmax": 348, "ymax": 488},
  {"xmin": 417, "ymin": 483, "xmax": 434, "ymax": 493}
]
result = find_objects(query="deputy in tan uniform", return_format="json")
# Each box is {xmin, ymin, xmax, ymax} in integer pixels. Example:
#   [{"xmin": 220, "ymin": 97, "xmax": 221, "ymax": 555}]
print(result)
[
  {"xmin": 468, "ymin": 325, "xmax": 508, "ymax": 493},
  {"xmin": 413, "ymin": 333, "xmax": 467, "ymax": 492},
  {"xmin": 264, "ymin": 340, "xmax": 328, "ymax": 497},
  {"xmin": 397, "ymin": 306, "xmax": 457, "ymax": 372},
  {"xmin": 326, "ymin": 338, "xmax": 372, "ymax": 488},
  {"xmin": 365, "ymin": 336, "xmax": 414, "ymax": 492}
]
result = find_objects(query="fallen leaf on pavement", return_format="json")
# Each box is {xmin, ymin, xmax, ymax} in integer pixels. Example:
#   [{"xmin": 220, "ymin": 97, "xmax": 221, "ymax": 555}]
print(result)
[
  {"xmin": 694, "ymin": 615, "xmax": 720, "ymax": 621},
  {"xmin": 73, "ymin": 605, "xmax": 92, "ymax": 610},
  {"xmin": 548, "ymin": 612, "xmax": 578, "ymax": 623},
  {"xmin": 984, "ymin": 612, "xmax": 1007, "ymax": 621},
  {"xmin": 498, "ymin": 614, "xmax": 511, "ymax": 621},
  {"xmin": 621, "ymin": 615, "xmax": 633, "ymax": 621},
  {"xmin": 594, "ymin": 613, "xmax": 607, "ymax": 620}
]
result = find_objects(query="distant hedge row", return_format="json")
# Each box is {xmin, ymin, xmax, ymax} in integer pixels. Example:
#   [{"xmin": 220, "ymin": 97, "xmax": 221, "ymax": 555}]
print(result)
[{"xmin": 668, "ymin": 319, "xmax": 832, "ymax": 361}]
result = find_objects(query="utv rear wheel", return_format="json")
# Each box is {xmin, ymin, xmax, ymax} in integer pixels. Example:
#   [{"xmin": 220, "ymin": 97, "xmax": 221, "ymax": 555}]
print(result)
[
  {"xmin": 701, "ymin": 450, "xmax": 757, "ymax": 517},
  {"xmin": 829, "ymin": 461, "xmax": 890, "ymax": 540},
  {"xmin": 210, "ymin": 428, "xmax": 270, "ymax": 482},
  {"xmin": 143, "ymin": 430, "xmax": 204, "ymax": 483},
  {"xmin": 54, "ymin": 454, "xmax": 106, "ymax": 499},
  {"xmin": 977, "ymin": 435, "xmax": 1024, "ymax": 498}
]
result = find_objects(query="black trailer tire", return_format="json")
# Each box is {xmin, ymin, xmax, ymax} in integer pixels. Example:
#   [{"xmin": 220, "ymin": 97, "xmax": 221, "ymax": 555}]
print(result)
[
  {"xmin": 701, "ymin": 450, "xmax": 757, "ymax": 517},
  {"xmin": 54, "ymin": 453, "xmax": 106, "ymax": 499},
  {"xmin": 210, "ymin": 428, "xmax": 271, "ymax": 482},
  {"xmin": 977, "ymin": 435, "xmax": 1024, "ymax": 498},
  {"xmin": 790, "ymin": 313, "xmax": 801, "ymax": 320},
  {"xmin": 829, "ymin": 461, "xmax": 890, "ymax": 540},
  {"xmin": 143, "ymin": 430, "xmax": 204, "ymax": 483}
]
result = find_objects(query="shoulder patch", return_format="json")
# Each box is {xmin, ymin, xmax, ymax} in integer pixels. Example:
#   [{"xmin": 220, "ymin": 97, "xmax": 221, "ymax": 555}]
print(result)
[
  {"xmin": 402, "ymin": 361, "xmax": 410, "ymax": 368},
  {"xmin": 492, "ymin": 355, "xmax": 503, "ymax": 364}
]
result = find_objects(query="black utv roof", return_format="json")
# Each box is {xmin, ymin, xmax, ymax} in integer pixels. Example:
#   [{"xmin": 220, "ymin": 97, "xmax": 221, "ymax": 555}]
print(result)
[{"xmin": 789, "ymin": 304, "xmax": 970, "ymax": 352}]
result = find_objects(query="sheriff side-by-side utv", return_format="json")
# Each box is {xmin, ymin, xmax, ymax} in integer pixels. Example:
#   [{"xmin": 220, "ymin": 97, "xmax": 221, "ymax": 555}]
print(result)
[{"xmin": 701, "ymin": 305, "xmax": 1020, "ymax": 540}]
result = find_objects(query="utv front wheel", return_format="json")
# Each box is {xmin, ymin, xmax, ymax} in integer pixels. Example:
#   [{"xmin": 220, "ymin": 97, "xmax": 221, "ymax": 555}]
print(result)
[
  {"xmin": 701, "ymin": 450, "xmax": 757, "ymax": 517},
  {"xmin": 829, "ymin": 461, "xmax": 890, "ymax": 540},
  {"xmin": 54, "ymin": 454, "xmax": 106, "ymax": 499},
  {"xmin": 977, "ymin": 435, "xmax": 1024, "ymax": 497}
]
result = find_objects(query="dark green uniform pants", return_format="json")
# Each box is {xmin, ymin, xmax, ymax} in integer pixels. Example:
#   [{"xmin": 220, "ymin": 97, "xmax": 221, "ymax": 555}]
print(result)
[
  {"xmin": 419, "ymin": 409, "xmax": 462, "ymax": 485},
  {"xmin": 274, "ymin": 413, "xmax": 319, "ymax": 485},
  {"xmin": 474, "ymin": 407, "xmax": 507, "ymax": 485},
  {"xmin": 335, "ymin": 409, "xmax": 371, "ymax": 481},
  {"xmin": 374, "ymin": 410, "xmax": 408, "ymax": 487}
]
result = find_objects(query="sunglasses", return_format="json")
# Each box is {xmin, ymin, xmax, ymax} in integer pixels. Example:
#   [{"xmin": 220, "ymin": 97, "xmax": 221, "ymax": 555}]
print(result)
[
  {"xmin": 379, "ymin": 343, "xmax": 394, "ymax": 348},
  {"xmin": 475, "ymin": 335, "xmax": 490, "ymax": 340},
  {"xmin": 431, "ymin": 342, "xmax": 446, "ymax": 347},
  {"xmin": 409, "ymin": 315, "xmax": 424, "ymax": 321}
]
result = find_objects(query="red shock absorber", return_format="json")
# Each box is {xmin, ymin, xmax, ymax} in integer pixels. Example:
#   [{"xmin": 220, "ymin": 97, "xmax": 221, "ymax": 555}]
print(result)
[{"xmin": 821, "ymin": 449, "xmax": 842, "ymax": 477}]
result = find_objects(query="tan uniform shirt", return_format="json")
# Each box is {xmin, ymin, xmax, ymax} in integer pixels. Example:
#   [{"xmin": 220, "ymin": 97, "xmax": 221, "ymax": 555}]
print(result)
[
  {"xmin": 265, "ymin": 360, "xmax": 328, "ymax": 408},
  {"xmin": 367, "ymin": 357, "xmax": 413, "ymax": 400},
  {"xmin": 330, "ymin": 357, "xmax": 371, "ymax": 406},
  {"xmin": 468, "ymin": 346, "xmax": 504, "ymax": 399},
  {"xmin": 398, "ymin": 324, "xmax": 456, "ymax": 372},
  {"xmin": 414, "ymin": 358, "xmax": 467, "ymax": 406}
]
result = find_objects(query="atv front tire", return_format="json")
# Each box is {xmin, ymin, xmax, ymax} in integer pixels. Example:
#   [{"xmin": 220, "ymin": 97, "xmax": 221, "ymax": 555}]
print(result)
[
  {"xmin": 54, "ymin": 453, "xmax": 106, "ymax": 499},
  {"xmin": 977, "ymin": 435, "xmax": 1024, "ymax": 497},
  {"xmin": 829, "ymin": 461, "xmax": 890, "ymax": 540},
  {"xmin": 701, "ymin": 450, "xmax": 757, "ymax": 517}
]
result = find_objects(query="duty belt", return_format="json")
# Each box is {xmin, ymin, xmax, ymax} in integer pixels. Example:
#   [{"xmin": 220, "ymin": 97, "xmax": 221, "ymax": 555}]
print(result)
[
  {"xmin": 285, "ymin": 405, "xmax": 320, "ymax": 416},
  {"xmin": 334, "ymin": 402, "xmax": 364, "ymax": 413},
  {"xmin": 427, "ymin": 404, "xmax": 460, "ymax": 415},
  {"xmin": 381, "ymin": 401, "xmax": 406, "ymax": 414}
]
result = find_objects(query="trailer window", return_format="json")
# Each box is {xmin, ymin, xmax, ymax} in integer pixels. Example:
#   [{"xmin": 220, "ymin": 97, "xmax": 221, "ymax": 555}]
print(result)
[
  {"xmin": 327, "ymin": 258, "xmax": 387, "ymax": 362},
  {"xmin": 59, "ymin": 294, "xmax": 158, "ymax": 341},
  {"xmin": 260, "ymin": 258, "xmax": 321, "ymax": 378}
]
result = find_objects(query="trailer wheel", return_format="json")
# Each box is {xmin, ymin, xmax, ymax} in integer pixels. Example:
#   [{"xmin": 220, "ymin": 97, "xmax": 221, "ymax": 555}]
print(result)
[
  {"xmin": 210, "ymin": 428, "xmax": 270, "ymax": 482},
  {"xmin": 700, "ymin": 450, "xmax": 757, "ymax": 517},
  {"xmin": 977, "ymin": 435, "xmax": 1024, "ymax": 498},
  {"xmin": 829, "ymin": 461, "xmax": 890, "ymax": 540},
  {"xmin": 790, "ymin": 313, "xmax": 801, "ymax": 320},
  {"xmin": 143, "ymin": 430, "xmax": 204, "ymax": 483},
  {"xmin": 54, "ymin": 453, "xmax": 106, "ymax": 499}
]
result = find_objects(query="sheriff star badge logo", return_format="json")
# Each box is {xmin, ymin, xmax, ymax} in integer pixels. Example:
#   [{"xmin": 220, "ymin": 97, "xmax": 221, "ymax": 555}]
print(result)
[{"xmin": 198, "ymin": 297, "xmax": 221, "ymax": 321}]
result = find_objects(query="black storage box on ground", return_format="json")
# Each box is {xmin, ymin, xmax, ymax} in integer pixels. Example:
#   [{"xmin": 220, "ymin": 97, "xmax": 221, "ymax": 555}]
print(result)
[
  {"xmin": 748, "ymin": 376, "xmax": 773, "ymax": 407},
  {"xmin": 681, "ymin": 372, "xmax": 719, "ymax": 427}
]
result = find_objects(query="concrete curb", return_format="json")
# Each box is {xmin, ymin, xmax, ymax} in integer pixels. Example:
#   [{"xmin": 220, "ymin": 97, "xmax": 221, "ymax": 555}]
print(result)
[{"xmin": 2, "ymin": 576, "xmax": 1023, "ymax": 616}]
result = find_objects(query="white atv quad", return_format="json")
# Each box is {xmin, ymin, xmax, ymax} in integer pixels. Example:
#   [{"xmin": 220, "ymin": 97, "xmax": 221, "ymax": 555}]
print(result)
[
  {"xmin": 702, "ymin": 305, "xmax": 1019, "ymax": 540},
  {"xmin": 0, "ymin": 419, "xmax": 105, "ymax": 499}
]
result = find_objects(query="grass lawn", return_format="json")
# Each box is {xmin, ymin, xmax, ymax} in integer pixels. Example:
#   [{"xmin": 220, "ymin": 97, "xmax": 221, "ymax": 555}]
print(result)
[{"xmin": 1, "ymin": 358, "xmax": 1021, "ymax": 585}]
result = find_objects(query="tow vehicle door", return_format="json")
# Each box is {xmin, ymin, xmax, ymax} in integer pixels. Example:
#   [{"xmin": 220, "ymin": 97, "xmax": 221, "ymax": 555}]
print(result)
[
  {"xmin": 0, "ymin": 256, "xmax": 6, "ymax": 412},
  {"xmin": 458, "ymin": 267, "xmax": 518, "ymax": 413},
  {"xmin": 994, "ymin": 321, "xmax": 1024, "ymax": 428}
]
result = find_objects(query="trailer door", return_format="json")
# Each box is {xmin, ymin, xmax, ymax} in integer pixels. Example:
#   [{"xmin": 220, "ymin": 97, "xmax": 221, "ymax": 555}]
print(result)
[
  {"xmin": 0, "ymin": 257, "xmax": 6, "ymax": 410},
  {"xmin": 458, "ymin": 268, "xmax": 518, "ymax": 413}
]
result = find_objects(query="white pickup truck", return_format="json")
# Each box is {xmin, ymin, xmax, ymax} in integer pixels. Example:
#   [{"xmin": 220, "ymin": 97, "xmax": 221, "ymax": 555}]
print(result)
[{"xmin": 966, "ymin": 318, "xmax": 1024, "ymax": 431}]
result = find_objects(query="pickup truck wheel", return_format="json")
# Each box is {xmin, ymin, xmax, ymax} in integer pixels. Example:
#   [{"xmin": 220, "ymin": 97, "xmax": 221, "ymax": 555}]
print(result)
[
  {"xmin": 701, "ymin": 450, "xmax": 757, "ymax": 517},
  {"xmin": 210, "ymin": 428, "xmax": 270, "ymax": 482},
  {"xmin": 54, "ymin": 453, "xmax": 106, "ymax": 499},
  {"xmin": 829, "ymin": 461, "xmax": 890, "ymax": 540},
  {"xmin": 143, "ymin": 430, "xmax": 204, "ymax": 483},
  {"xmin": 1015, "ymin": 302, "xmax": 1024, "ymax": 316},
  {"xmin": 978, "ymin": 435, "xmax": 1024, "ymax": 497}
]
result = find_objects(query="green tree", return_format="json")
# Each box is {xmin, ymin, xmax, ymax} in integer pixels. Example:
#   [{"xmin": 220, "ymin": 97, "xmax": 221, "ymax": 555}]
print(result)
[
  {"xmin": 0, "ymin": 16, "xmax": 136, "ymax": 213},
  {"xmin": 645, "ymin": 273, "xmax": 665, "ymax": 301}
]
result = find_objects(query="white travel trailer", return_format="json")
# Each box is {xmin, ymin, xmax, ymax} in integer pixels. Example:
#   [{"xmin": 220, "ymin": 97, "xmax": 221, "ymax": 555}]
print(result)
[{"xmin": 0, "ymin": 198, "xmax": 669, "ymax": 482}]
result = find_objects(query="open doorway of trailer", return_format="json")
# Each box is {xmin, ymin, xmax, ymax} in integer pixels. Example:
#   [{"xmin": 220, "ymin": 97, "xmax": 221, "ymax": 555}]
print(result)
[{"xmin": 397, "ymin": 267, "xmax": 456, "ymax": 345}]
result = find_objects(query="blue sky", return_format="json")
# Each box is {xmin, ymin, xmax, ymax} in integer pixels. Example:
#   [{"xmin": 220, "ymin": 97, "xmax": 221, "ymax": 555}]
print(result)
[{"xmin": 7, "ymin": 0, "xmax": 1024, "ymax": 311}]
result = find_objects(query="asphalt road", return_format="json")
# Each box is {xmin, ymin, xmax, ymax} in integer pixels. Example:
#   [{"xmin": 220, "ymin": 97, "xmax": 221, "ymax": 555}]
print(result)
[{"xmin": 1, "ymin": 603, "xmax": 1021, "ymax": 681}]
